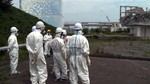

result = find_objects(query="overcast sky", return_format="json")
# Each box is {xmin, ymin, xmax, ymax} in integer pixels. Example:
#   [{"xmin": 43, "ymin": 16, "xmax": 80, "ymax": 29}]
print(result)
[{"xmin": 13, "ymin": 0, "xmax": 150, "ymax": 22}]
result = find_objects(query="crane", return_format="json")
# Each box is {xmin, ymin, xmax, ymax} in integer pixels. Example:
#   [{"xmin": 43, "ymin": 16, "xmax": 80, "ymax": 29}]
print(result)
[{"xmin": 100, "ymin": 9, "xmax": 110, "ymax": 22}]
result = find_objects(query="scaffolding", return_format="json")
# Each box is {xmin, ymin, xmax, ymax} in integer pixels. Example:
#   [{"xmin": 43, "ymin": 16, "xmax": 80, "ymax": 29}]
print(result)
[{"xmin": 120, "ymin": 6, "xmax": 138, "ymax": 20}]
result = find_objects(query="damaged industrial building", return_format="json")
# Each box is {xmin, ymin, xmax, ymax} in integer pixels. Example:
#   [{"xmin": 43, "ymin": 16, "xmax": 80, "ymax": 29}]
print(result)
[{"xmin": 120, "ymin": 6, "xmax": 150, "ymax": 38}]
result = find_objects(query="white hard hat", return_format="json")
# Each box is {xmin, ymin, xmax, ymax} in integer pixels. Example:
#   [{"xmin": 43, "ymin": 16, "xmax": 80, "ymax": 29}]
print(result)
[
  {"xmin": 32, "ymin": 26, "xmax": 36, "ymax": 32},
  {"xmin": 10, "ymin": 27, "xmax": 18, "ymax": 33},
  {"xmin": 74, "ymin": 23, "xmax": 82, "ymax": 30},
  {"xmin": 36, "ymin": 21, "xmax": 45, "ymax": 29},
  {"xmin": 62, "ymin": 29, "xmax": 67, "ymax": 35},
  {"xmin": 56, "ymin": 27, "xmax": 63, "ymax": 33}
]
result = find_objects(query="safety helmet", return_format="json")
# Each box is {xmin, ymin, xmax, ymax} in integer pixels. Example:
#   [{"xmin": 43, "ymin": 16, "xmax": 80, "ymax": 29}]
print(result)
[
  {"xmin": 74, "ymin": 23, "xmax": 83, "ymax": 30},
  {"xmin": 47, "ymin": 29, "xmax": 51, "ymax": 32},
  {"xmin": 10, "ymin": 27, "xmax": 18, "ymax": 33},
  {"xmin": 32, "ymin": 26, "xmax": 36, "ymax": 32},
  {"xmin": 36, "ymin": 21, "xmax": 45, "ymax": 29},
  {"xmin": 62, "ymin": 29, "xmax": 67, "ymax": 35},
  {"xmin": 56, "ymin": 27, "xmax": 63, "ymax": 33}
]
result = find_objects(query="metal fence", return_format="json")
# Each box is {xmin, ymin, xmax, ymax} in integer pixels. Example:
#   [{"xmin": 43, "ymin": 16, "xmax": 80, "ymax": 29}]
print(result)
[{"xmin": 0, "ymin": 44, "xmax": 26, "ymax": 51}]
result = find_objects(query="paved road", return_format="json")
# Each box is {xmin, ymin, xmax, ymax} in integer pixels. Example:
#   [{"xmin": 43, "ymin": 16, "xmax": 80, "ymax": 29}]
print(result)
[{"xmin": 2, "ymin": 57, "xmax": 150, "ymax": 84}]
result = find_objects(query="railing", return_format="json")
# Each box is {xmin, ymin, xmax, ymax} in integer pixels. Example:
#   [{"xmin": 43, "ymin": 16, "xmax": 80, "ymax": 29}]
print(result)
[{"xmin": 0, "ymin": 44, "xmax": 26, "ymax": 51}]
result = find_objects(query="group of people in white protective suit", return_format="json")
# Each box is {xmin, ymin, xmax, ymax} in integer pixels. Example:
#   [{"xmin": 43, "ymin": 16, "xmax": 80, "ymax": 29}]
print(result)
[
  {"xmin": 43, "ymin": 29, "xmax": 53, "ymax": 57},
  {"xmin": 7, "ymin": 20, "xmax": 91, "ymax": 84}
]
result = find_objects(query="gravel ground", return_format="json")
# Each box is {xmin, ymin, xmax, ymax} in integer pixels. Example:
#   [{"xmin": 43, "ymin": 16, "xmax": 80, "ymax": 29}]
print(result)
[{"xmin": 1, "ymin": 56, "xmax": 150, "ymax": 84}]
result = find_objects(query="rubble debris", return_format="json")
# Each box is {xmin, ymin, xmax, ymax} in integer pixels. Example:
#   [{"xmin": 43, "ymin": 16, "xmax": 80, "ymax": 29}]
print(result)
[{"xmin": 120, "ymin": 7, "xmax": 150, "ymax": 26}]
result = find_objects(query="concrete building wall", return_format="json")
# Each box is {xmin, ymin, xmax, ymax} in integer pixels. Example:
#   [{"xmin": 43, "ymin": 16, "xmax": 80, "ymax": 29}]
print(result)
[
  {"xmin": 145, "ymin": 27, "xmax": 150, "ymax": 38},
  {"xmin": 137, "ymin": 27, "xmax": 141, "ymax": 37},
  {"xmin": 130, "ymin": 26, "xmax": 150, "ymax": 38},
  {"xmin": 20, "ymin": 0, "xmax": 63, "ymax": 27},
  {"xmin": 140, "ymin": 27, "xmax": 145, "ymax": 37},
  {"xmin": 130, "ymin": 27, "xmax": 138, "ymax": 37}
]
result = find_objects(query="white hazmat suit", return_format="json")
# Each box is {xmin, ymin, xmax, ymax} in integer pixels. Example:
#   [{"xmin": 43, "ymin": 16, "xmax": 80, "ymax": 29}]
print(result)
[
  {"xmin": 26, "ymin": 21, "xmax": 48, "ymax": 84},
  {"xmin": 68, "ymin": 23, "xmax": 90, "ymax": 84},
  {"xmin": 44, "ymin": 31, "xmax": 52, "ymax": 56},
  {"xmin": 32, "ymin": 26, "xmax": 36, "ymax": 32},
  {"xmin": 62, "ymin": 29, "xmax": 70, "ymax": 59},
  {"xmin": 8, "ymin": 27, "xmax": 19, "ymax": 75},
  {"xmin": 51, "ymin": 27, "xmax": 68, "ymax": 81}
]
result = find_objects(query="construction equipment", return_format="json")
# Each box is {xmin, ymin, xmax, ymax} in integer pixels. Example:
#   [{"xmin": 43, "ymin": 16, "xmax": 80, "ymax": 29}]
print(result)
[{"xmin": 100, "ymin": 9, "xmax": 110, "ymax": 22}]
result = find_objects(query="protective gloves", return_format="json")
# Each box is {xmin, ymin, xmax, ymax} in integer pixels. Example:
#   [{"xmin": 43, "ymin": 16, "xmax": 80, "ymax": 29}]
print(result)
[
  {"xmin": 87, "ymin": 56, "xmax": 91, "ymax": 66},
  {"xmin": 31, "ymin": 52, "xmax": 37, "ymax": 64}
]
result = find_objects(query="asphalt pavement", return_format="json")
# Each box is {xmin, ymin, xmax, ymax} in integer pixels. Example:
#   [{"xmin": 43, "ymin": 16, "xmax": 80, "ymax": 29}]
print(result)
[{"xmin": 2, "ymin": 57, "xmax": 150, "ymax": 84}]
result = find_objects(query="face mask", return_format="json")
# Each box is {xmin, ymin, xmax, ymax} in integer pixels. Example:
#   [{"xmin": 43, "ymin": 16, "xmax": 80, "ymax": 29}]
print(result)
[
  {"xmin": 15, "ymin": 31, "xmax": 19, "ymax": 36},
  {"xmin": 48, "ymin": 33, "xmax": 51, "ymax": 35},
  {"xmin": 16, "ymin": 33, "xmax": 19, "ymax": 36},
  {"xmin": 41, "ymin": 27, "xmax": 46, "ymax": 34},
  {"xmin": 60, "ymin": 32, "xmax": 63, "ymax": 37},
  {"xmin": 42, "ymin": 30, "xmax": 46, "ymax": 34}
]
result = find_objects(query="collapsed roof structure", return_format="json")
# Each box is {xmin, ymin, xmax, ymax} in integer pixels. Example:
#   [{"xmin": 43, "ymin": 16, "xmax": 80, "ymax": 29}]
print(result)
[{"xmin": 120, "ymin": 6, "xmax": 150, "ymax": 26}]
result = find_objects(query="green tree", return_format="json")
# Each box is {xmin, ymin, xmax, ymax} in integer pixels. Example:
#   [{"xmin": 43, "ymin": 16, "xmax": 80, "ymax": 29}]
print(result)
[
  {"xmin": 83, "ymin": 28, "xmax": 89, "ymax": 35},
  {"xmin": 95, "ymin": 28, "xmax": 100, "ymax": 33},
  {"xmin": 90, "ymin": 28, "xmax": 95, "ymax": 34},
  {"xmin": 0, "ymin": 0, "xmax": 12, "ymax": 11}
]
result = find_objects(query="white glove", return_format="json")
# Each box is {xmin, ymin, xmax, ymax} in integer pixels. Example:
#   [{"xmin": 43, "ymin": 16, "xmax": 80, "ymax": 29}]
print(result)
[
  {"xmin": 7, "ymin": 49, "xmax": 10, "ymax": 53},
  {"xmin": 87, "ymin": 58, "xmax": 91, "ymax": 66},
  {"xmin": 87, "ymin": 56, "xmax": 91, "ymax": 66},
  {"xmin": 31, "ymin": 53, "xmax": 36, "ymax": 64}
]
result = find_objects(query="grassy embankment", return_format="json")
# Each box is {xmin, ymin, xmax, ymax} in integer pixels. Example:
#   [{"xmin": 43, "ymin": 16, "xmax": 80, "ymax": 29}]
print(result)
[
  {"xmin": 0, "ymin": 6, "xmax": 56, "ymax": 82},
  {"xmin": 0, "ymin": 6, "xmax": 55, "ymax": 62}
]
